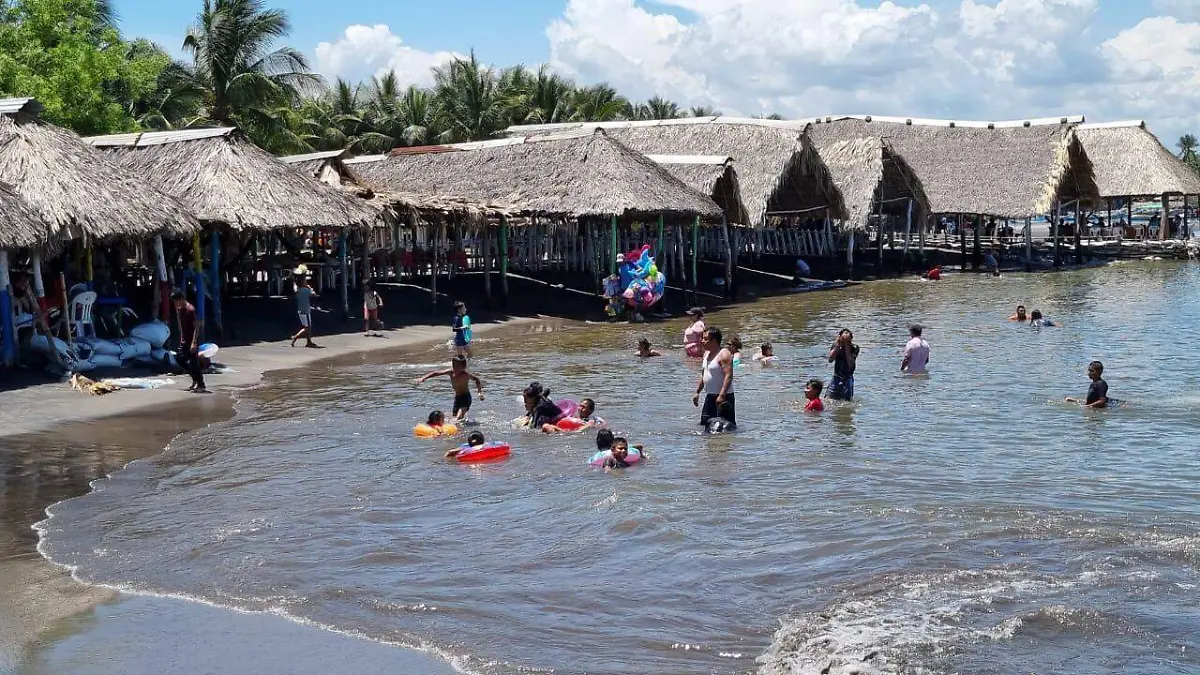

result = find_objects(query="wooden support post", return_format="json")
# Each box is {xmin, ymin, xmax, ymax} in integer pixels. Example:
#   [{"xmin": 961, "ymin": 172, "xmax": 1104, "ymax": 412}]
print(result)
[
  {"xmin": 918, "ymin": 212, "xmax": 927, "ymax": 262},
  {"xmin": 845, "ymin": 229, "xmax": 855, "ymax": 279},
  {"xmin": 972, "ymin": 217, "xmax": 982, "ymax": 269},
  {"xmin": 657, "ymin": 214, "xmax": 665, "ymax": 259},
  {"xmin": 499, "ymin": 216, "xmax": 509, "ymax": 303},
  {"xmin": 1052, "ymin": 204, "xmax": 1061, "ymax": 266},
  {"xmin": 1024, "ymin": 217, "xmax": 1033, "ymax": 272},
  {"xmin": 902, "ymin": 200, "xmax": 913, "ymax": 273},
  {"xmin": 0, "ymin": 251, "xmax": 14, "ymax": 367},
  {"xmin": 154, "ymin": 234, "xmax": 169, "ymax": 321},
  {"xmin": 482, "ymin": 222, "xmax": 493, "ymax": 307},
  {"xmin": 192, "ymin": 232, "xmax": 205, "ymax": 326},
  {"xmin": 1127, "ymin": 199, "xmax": 1133, "ymax": 244},
  {"xmin": 361, "ymin": 229, "xmax": 371, "ymax": 289},
  {"xmin": 959, "ymin": 214, "xmax": 967, "ymax": 271},
  {"xmin": 720, "ymin": 215, "xmax": 733, "ymax": 299},
  {"xmin": 691, "ymin": 216, "xmax": 700, "ymax": 304},
  {"xmin": 610, "ymin": 215, "xmax": 618, "ymax": 275},
  {"xmin": 84, "ymin": 242, "xmax": 94, "ymax": 290},
  {"xmin": 1161, "ymin": 193, "xmax": 1170, "ymax": 241},
  {"xmin": 210, "ymin": 229, "xmax": 222, "ymax": 334},
  {"xmin": 1106, "ymin": 198, "xmax": 1113, "ymax": 241},
  {"xmin": 1074, "ymin": 201, "xmax": 1083, "ymax": 264},
  {"xmin": 339, "ymin": 229, "xmax": 349, "ymax": 318},
  {"xmin": 1185, "ymin": 195, "xmax": 1191, "ymax": 238}
]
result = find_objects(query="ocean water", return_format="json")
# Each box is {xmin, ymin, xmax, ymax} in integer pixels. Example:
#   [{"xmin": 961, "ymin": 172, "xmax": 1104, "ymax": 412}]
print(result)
[{"xmin": 37, "ymin": 262, "xmax": 1200, "ymax": 675}]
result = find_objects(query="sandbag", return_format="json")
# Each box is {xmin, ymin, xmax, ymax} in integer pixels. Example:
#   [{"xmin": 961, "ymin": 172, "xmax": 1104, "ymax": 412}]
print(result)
[
  {"xmin": 28, "ymin": 334, "xmax": 72, "ymax": 358},
  {"xmin": 130, "ymin": 321, "xmax": 170, "ymax": 348},
  {"xmin": 80, "ymin": 337, "xmax": 122, "ymax": 356},
  {"xmin": 115, "ymin": 336, "xmax": 153, "ymax": 360},
  {"xmin": 90, "ymin": 353, "xmax": 124, "ymax": 368},
  {"xmin": 71, "ymin": 358, "xmax": 96, "ymax": 372}
]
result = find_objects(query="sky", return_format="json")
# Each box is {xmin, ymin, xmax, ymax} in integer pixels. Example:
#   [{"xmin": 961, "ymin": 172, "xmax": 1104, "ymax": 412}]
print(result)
[{"xmin": 111, "ymin": 0, "xmax": 1200, "ymax": 147}]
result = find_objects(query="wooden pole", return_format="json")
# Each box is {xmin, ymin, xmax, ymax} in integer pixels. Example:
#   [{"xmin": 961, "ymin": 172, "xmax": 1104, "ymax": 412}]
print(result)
[
  {"xmin": 499, "ymin": 215, "xmax": 509, "ymax": 303},
  {"xmin": 482, "ymin": 222, "xmax": 493, "ymax": 307},
  {"xmin": 191, "ymin": 232, "xmax": 205, "ymax": 326},
  {"xmin": 1024, "ymin": 217, "xmax": 1033, "ymax": 272},
  {"xmin": 610, "ymin": 215, "xmax": 618, "ymax": 275},
  {"xmin": 0, "ymin": 251, "xmax": 14, "ymax": 367},
  {"xmin": 154, "ymin": 234, "xmax": 169, "ymax": 321},
  {"xmin": 657, "ymin": 214, "xmax": 665, "ymax": 259},
  {"xmin": 959, "ymin": 214, "xmax": 967, "ymax": 271},
  {"xmin": 1074, "ymin": 200, "xmax": 1083, "ymax": 264},
  {"xmin": 902, "ymin": 200, "xmax": 913, "ymax": 273},
  {"xmin": 845, "ymin": 229, "xmax": 855, "ymax": 279},
  {"xmin": 1161, "ymin": 193, "xmax": 1170, "ymax": 241},
  {"xmin": 58, "ymin": 272, "xmax": 73, "ymax": 352},
  {"xmin": 972, "ymin": 217, "xmax": 982, "ymax": 269},
  {"xmin": 1127, "ymin": 199, "xmax": 1134, "ymax": 243},
  {"xmin": 918, "ymin": 212, "xmax": 927, "ymax": 262},
  {"xmin": 361, "ymin": 229, "xmax": 371, "ymax": 289},
  {"xmin": 84, "ymin": 241, "xmax": 94, "ymax": 290},
  {"xmin": 691, "ymin": 216, "xmax": 700, "ymax": 304},
  {"xmin": 339, "ymin": 229, "xmax": 349, "ymax": 318},
  {"xmin": 720, "ymin": 215, "xmax": 733, "ymax": 298},
  {"xmin": 1052, "ymin": 203, "xmax": 1061, "ymax": 266},
  {"xmin": 210, "ymin": 229, "xmax": 222, "ymax": 334}
]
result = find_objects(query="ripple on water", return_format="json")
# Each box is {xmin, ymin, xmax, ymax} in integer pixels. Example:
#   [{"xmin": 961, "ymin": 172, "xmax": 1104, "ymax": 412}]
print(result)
[{"xmin": 35, "ymin": 262, "xmax": 1200, "ymax": 675}]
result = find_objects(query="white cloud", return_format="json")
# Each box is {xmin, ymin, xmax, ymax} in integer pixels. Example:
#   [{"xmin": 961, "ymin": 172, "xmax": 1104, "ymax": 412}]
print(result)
[
  {"xmin": 315, "ymin": 24, "xmax": 461, "ymax": 86},
  {"xmin": 1155, "ymin": 0, "xmax": 1200, "ymax": 22},
  {"xmin": 544, "ymin": 0, "xmax": 1200, "ymax": 142}
]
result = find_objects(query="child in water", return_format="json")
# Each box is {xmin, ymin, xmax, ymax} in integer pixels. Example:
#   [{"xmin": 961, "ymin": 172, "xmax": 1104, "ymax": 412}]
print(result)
[
  {"xmin": 415, "ymin": 356, "xmax": 485, "ymax": 422},
  {"xmin": 595, "ymin": 428, "xmax": 614, "ymax": 451},
  {"xmin": 753, "ymin": 342, "xmax": 777, "ymax": 363},
  {"xmin": 427, "ymin": 410, "xmax": 448, "ymax": 428},
  {"xmin": 445, "ymin": 431, "xmax": 486, "ymax": 458},
  {"xmin": 604, "ymin": 437, "xmax": 635, "ymax": 471},
  {"xmin": 520, "ymin": 381, "xmax": 564, "ymax": 429},
  {"xmin": 636, "ymin": 338, "xmax": 662, "ymax": 358},
  {"xmin": 1028, "ymin": 309, "xmax": 1058, "ymax": 327},
  {"xmin": 728, "ymin": 337, "xmax": 744, "ymax": 365},
  {"xmin": 1065, "ymin": 360, "xmax": 1109, "ymax": 409},
  {"xmin": 804, "ymin": 379, "xmax": 825, "ymax": 412},
  {"xmin": 542, "ymin": 398, "xmax": 605, "ymax": 433}
]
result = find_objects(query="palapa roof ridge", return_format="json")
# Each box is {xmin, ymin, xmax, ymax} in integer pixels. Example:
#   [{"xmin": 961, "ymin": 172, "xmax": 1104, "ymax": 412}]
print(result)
[
  {"xmin": 86, "ymin": 127, "xmax": 379, "ymax": 231},
  {"xmin": 807, "ymin": 116, "xmax": 1096, "ymax": 218},
  {"xmin": 0, "ymin": 180, "xmax": 51, "ymax": 248},
  {"xmin": 355, "ymin": 128, "xmax": 722, "ymax": 219},
  {"xmin": 808, "ymin": 114, "xmax": 1085, "ymax": 129},
  {"xmin": 1073, "ymin": 122, "xmax": 1200, "ymax": 198},
  {"xmin": 0, "ymin": 113, "xmax": 200, "ymax": 243},
  {"xmin": 647, "ymin": 154, "xmax": 732, "ymax": 165},
  {"xmin": 278, "ymin": 149, "xmax": 350, "ymax": 164}
]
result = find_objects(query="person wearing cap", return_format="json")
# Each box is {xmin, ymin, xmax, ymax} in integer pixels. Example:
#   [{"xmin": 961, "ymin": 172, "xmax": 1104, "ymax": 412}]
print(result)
[
  {"xmin": 683, "ymin": 308, "xmax": 705, "ymax": 358},
  {"xmin": 171, "ymin": 290, "xmax": 208, "ymax": 393}
]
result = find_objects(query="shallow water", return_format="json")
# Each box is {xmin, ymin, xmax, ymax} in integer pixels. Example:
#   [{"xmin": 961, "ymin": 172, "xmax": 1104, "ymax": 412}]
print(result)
[{"xmin": 37, "ymin": 262, "xmax": 1200, "ymax": 675}]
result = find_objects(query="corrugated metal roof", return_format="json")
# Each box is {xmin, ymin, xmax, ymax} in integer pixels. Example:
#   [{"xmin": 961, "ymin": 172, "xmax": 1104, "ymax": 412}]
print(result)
[
  {"xmin": 279, "ymin": 149, "xmax": 347, "ymax": 164},
  {"xmin": 0, "ymin": 97, "xmax": 42, "ymax": 116},
  {"xmin": 343, "ymin": 154, "xmax": 387, "ymax": 164},
  {"xmin": 86, "ymin": 127, "xmax": 236, "ymax": 147},
  {"xmin": 646, "ymin": 154, "xmax": 732, "ymax": 165}
]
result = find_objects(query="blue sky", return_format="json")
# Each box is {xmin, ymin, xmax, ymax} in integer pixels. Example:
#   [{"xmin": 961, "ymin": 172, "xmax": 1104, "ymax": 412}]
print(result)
[{"xmin": 109, "ymin": 1, "xmax": 1200, "ymax": 142}]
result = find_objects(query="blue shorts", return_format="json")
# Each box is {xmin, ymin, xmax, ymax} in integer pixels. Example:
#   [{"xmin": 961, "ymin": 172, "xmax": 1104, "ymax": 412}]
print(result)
[
  {"xmin": 828, "ymin": 375, "xmax": 854, "ymax": 400},
  {"xmin": 453, "ymin": 335, "xmax": 469, "ymax": 347}
]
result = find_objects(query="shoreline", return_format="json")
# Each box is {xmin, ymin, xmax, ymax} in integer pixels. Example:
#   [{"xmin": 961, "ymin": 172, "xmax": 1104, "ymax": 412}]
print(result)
[{"xmin": 0, "ymin": 316, "xmax": 548, "ymax": 675}]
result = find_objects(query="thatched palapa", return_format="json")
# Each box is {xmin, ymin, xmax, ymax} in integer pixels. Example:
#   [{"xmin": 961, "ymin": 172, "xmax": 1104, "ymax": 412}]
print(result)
[
  {"xmin": 0, "ymin": 98, "xmax": 200, "ymax": 243},
  {"xmin": 87, "ymin": 128, "xmax": 379, "ymax": 231},
  {"xmin": 355, "ymin": 129, "xmax": 722, "ymax": 220},
  {"xmin": 797, "ymin": 133, "xmax": 929, "ymax": 228},
  {"xmin": 507, "ymin": 118, "xmax": 840, "ymax": 227},
  {"xmin": 1074, "ymin": 122, "xmax": 1200, "ymax": 199},
  {"xmin": 280, "ymin": 149, "xmax": 363, "ymax": 188},
  {"xmin": 808, "ymin": 116, "xmax": 1098, "ymax": 218},
  {"xmin": 646, "ymin": 155, "xmax": 749, "ymax": 225},
  {"xmin": 0, "ymin": 180, "xmax": 48, "ymax": 249}
]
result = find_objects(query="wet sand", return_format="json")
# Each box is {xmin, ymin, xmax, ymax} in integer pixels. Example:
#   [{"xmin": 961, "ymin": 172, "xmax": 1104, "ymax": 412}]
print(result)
[{"xmin": 1, "ymin": 318, "xmax": 537, "ymax": 675}]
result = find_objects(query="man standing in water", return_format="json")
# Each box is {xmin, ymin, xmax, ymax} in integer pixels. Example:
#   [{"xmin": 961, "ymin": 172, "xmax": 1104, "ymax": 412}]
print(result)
[
  {"xmin": 901, "ymin": 325, "xmax": 930, "ymax": 375},
  {"xmin": 827, "ymin": 328, "xmax": 858, "ymax": 400},
  {"xmin": 693, "ymin": 327, "xmax": 735, "ymax": 430}
]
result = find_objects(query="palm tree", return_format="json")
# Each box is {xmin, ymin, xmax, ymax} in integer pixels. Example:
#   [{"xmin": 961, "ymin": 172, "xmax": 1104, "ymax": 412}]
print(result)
[
  {"xmin": 183, "ymin": 0, "xmax": 323, "ymax": 150},
  {"xmin": 688, "ymin": 105, "xmax": 720, "ymax": 117},
  {"xmin": 518, "ymin": 65, "xmax": 575, "ymax": 125},
  {"xmin": 1178, "ymin": 134, "xmax": 1198, "ymax": 162},
  {"xmin": 644, "ymin": 96, "xmax": 681, "ymax": 120},
  {"xmin": 116, "ymin": 39, "xmax": 206, "ymax": 130},
  {"xmin": 432, "ymin": 51, "xmax": 513, "ymax": 142},
  {"xmin": 571, "ymin": 84, "xmax": 627, "ymax": 122}
]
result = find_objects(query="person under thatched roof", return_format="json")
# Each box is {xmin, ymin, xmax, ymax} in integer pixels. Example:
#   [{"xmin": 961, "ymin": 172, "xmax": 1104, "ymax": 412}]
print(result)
[
  {"xmin": 86, "ymin": 128, "xmax": 379, "ymax": 231},
  {"xmin": 506, "ymin": 118, "xmax": 841, "ymax": 227},
  {"xmin": 0, "ymin": 98, "xmax": 200, "ymax": 243},
  {"xmin": 798, "ymin": 134, "xmax": 930, "ymax": 229},
  {"xmin": 1074, "ymin": 122, "xmax": 1200, "ymax": 199},
  {"xmin": 355, "ymin": 129, "xmax": 723, "ymax": 220},
  {"xmin": 808, "ymin": 116, "xmax": 1098, "ymax": 218},
  {"xmin": 0, "ymin": 180, "xmax": 48, "ymax": 249}
]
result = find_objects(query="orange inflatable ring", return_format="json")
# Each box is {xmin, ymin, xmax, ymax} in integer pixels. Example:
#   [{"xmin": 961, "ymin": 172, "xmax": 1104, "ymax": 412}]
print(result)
[{"xmin": 414, "ymin": 423, "xmax": 458, "ymax": 438}]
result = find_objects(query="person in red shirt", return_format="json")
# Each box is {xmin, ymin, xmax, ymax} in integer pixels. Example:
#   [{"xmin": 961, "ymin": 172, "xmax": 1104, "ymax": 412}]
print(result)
[
  {"xmin": 804, "ymin": 379, "xmax": 825, "ymax": 412},
  {"xmin": 923, "ymin": 265, "xmax": 942, "ymax": 281},
  {"xmin": 171, "ymin": 290, "xmax": 208, "ymax": 393}
]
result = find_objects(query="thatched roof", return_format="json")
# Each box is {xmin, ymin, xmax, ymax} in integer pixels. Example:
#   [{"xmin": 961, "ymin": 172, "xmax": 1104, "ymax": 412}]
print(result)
[
  {"xmin": 507, "ymin": 118, "xmax": 841, "ymax": 227},
  {"xmin": 0, "ymin": 180, "xmax": 49, "ymax": 248},
  {"xmin": 87, "ymin": 128, "xmax": 379, "ymax": 231},
  {"xmin": 0, "ymin": 110, "xmax": 200, "ymax": 243},
  {"xmin": 355, "ymin": 129, "xmax": 722, "ymax": 220},
  {"xmin": 807, "ymin": 116, "xmax": 1097, "ymax": 218},
  {"xmin": 279, "ymin": 149, "xmax": 366, "ymax": 188},
  {"xmin": 1074, "ymin": 122, "xmax": 1200, "ymax": 198},
  {"xmin": 799, "ymin": 134, "xmax": 929, "ymax": 228},
  {"xmin": 646, "ymin": 155, "xmax": 749, "ymax": 225}
]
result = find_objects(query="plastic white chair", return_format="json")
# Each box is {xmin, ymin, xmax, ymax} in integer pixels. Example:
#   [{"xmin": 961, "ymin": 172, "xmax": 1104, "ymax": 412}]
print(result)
[{"xmin": 69, "ymin": 291, "xmax": 97, "ymax": 338}]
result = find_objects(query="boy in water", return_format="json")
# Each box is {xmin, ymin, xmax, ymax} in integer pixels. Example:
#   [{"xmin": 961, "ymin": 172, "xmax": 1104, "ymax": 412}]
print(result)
[
  {"xmin": 363, "ymin": 281, "xmax": 383, "ymax": 334},
  {"xmin": 452, "ymin": 301, "xmax": 472, "ymax": 357},
  {"xmin": 1065, "ymin": 361, "xmax": 1109, "ymax": 409},
  {"xmin": 290, "ymin": 276, "xmax": 317, "ymax": 348},
  {"xmin": 415, "ymin": 356, "xmax": 485, "ymax": 422},
  {"xmin": 804, "ymin": 379, "xmax": 825, "ymax": 412},
  {"xmin": 446, "ymin": 431, "xmax": 486, "ymax": 458},
  {"xmin": 604, "ymin": 437, "xmax": 634, "ymax": 470},
  {"xmin": 636, "ymin": 338, "xmax": 661, "ymax": 358},
  {"xmin": 542, "ymin": 398, "xmax": 605, "ymax": 433},
  {"xmin": 827, "ymin": 329, "xmax": 859, "ymax": 401}
]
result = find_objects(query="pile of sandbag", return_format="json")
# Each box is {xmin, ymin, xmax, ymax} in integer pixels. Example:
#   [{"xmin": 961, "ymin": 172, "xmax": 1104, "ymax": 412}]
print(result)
[{"xmin": 28, "ymin": 320, "xmax": 179, "ymax": 373}]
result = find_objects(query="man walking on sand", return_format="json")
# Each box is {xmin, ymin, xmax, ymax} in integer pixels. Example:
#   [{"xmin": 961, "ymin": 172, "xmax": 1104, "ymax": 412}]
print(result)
[
  {"xmin": 290, "ymin": 275, "xmax": 318, "ymax": 348},
  {"xmin": 172, "ymin": 290, "xmax": 208, "ymax": 394}
]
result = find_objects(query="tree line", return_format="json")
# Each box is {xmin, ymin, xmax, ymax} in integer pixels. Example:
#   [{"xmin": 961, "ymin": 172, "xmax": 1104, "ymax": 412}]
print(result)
[{"xmin": 0, "ymin": 0, "xmax": 780, "ymax": 156}]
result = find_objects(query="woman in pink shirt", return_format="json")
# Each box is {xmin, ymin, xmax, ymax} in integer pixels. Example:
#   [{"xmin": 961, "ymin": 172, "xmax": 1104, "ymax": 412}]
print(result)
[{"xmin": 683, "ymin": 308, "xmax": 705, "ymax": 357}]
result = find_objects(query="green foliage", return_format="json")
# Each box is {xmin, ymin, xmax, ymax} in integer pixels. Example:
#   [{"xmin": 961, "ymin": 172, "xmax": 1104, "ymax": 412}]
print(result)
[{"xmin": 0, "ymin": 0, "xmax": 154, "ymax": 134}]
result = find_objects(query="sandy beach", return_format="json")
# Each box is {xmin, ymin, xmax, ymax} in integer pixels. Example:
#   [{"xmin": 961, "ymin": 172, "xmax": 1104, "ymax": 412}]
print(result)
[{"xmin": 0, "ymin": 314, "xmax": 540, "ymax": 675}]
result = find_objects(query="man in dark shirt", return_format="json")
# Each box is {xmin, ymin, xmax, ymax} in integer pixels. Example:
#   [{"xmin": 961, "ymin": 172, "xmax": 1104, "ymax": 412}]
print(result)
[
  {"xmin": 827, "ymin": 328, "xmax": 859, "ymax": 401},
  {"xmin": 1066, "ymin": 360, "xmax": 1107, "ymax": 409},
  {"xmin": 171, "ymin": 290, "xmax": 208, "ymax": 393}
]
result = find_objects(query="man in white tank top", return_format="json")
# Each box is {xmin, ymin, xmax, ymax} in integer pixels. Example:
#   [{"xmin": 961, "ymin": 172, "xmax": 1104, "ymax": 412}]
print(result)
[{"xmin": 692, "ymin": 327, "xmax": 735, "ymax": 430}]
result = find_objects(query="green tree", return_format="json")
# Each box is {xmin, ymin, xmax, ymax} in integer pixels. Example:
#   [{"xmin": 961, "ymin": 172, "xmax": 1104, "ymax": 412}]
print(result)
[
  {"xmin": 432, "ymin": 51, "xmax": 514, "ymax": 142},
  {"xmin": 183, "ymin": 0, "xmax": 322, "ymax": 152},
  {"xmin": 570, "ymin": 83, "xmax": 627, "ymax": 122},
  {"xmin": 688, "ymin": 105, "xmax": 720, "ymax": 117},
  {"xmin": 517, "ymin": 65, "xmax": 575, "ymax": 125},
  {"xmin": 0, "ymin": 0, "xmax": 151, "ymax": 134}
]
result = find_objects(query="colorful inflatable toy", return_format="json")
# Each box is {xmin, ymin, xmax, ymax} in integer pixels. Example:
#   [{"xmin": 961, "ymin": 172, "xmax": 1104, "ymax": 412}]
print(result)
[
  {"xmin": 618, "ymin": 246, "xmax": 666, "ymax": 310},
  {"xmin": 588, "ymin": 448, "xmax": 643, "ymax": 467},
  {"xmin": 455, "ymin": 442, "xmax": 511, "ymax": 463}
]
